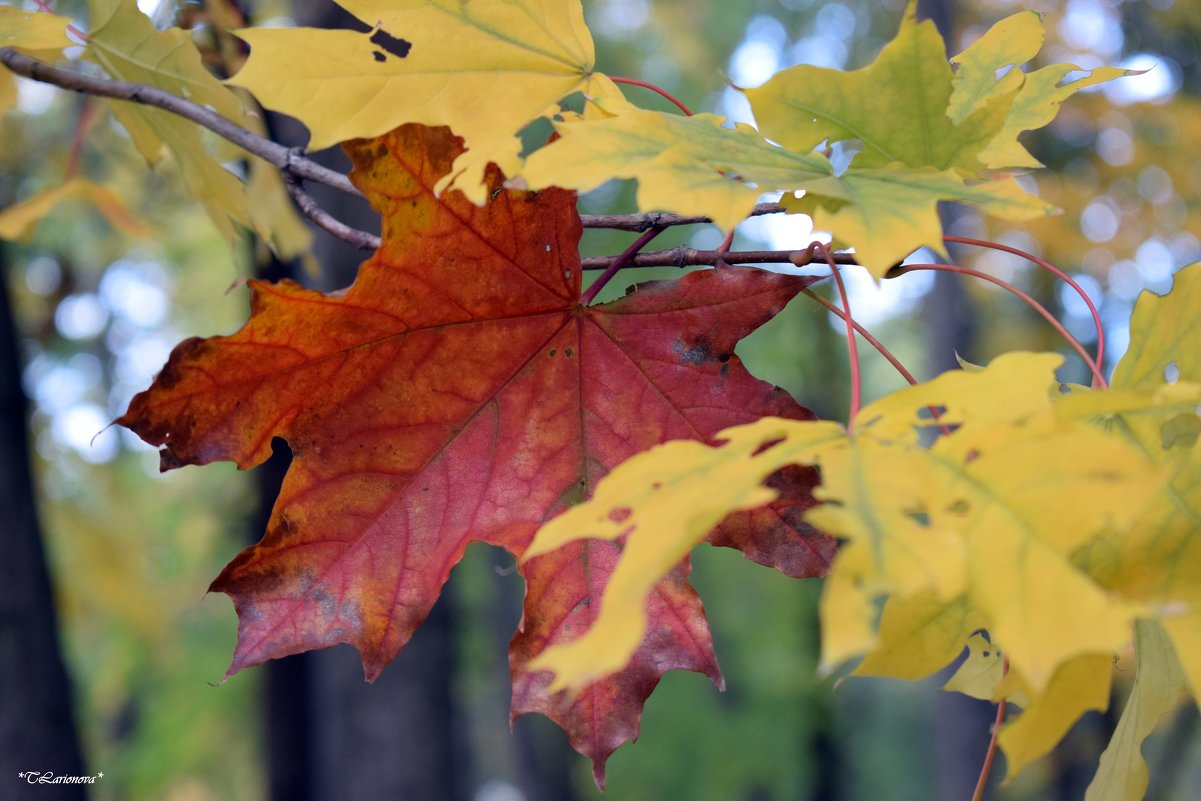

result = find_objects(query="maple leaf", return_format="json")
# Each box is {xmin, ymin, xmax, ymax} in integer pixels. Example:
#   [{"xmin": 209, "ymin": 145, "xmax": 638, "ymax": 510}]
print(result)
[
  {"xmin": 1085, "ymin": 621, "xmax": 1187, "ymax": 801},
  {"xmin": 227, "ymin": 0, "xmax": 621, "ymax": 202},
  {"xmin": 526, "ymin": 353, "xmax": 1167, "ymax": 693},
  {"xmin": 84, "ymin": 0, "xmax": 249, "ymax": 243},
  {"xmin": 744, "ymin": 1, "xmax": 1127, "ymax": 176},
  {"xmin": 118, "ymin": 123, "xmax": 832, "ymax": 781},
  {"xmin": 946, "ymin": 11, "xmax": 1044, "ymax": 125},
  {"xmin": 518, "ymin": 108, "xmax": 1051, "ymax": 276}
]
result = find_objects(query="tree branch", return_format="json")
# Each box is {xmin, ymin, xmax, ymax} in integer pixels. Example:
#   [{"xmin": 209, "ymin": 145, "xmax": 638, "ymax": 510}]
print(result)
[
  {"xmin": 282, "ymin": 176, "xmax": 381, "ymax": 251},
  {"xmin": 580, "ymin": 203, "xmax": 786, "ymax": 231},
  {"xmin": 581, "ymin": 246, "xmax": 857, "ymax": 270},
  {"xmin": 0, "ymin": 50, "xmax": 831, "ymax": 262},
  {"xmin": 0, "ymin": 47, "xmax": 360, "ymax": 198}
]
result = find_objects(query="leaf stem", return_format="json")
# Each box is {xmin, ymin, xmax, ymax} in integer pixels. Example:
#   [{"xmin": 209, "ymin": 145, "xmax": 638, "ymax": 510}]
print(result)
[
  {"xmin": 580, "ymin": 227, "xmax": 665, "ymax": 306},
  {"xmin": 945, "ymin": 235, "xmax": 1106, "ymax": 383},
  {"xmin": 892, "ymin": 263, "xmax": 1108, "ymax": 389},
  {"xmin": 970, "ymin": 659, "xmax": 1009, "ymax": 801},
  {"xmin": 609, "ymin": 76, "xmax": 693, "ymax": 115},
  {"xmin": 803, "ymin": 242, "xmax": 862, "ymax": 424},
  {"xmin": 801, "ymin": 288, "xmax": 918, "ymax": 386}
]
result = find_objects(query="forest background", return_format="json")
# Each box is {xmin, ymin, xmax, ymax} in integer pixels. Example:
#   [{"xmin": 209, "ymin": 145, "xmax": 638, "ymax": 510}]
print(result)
[{"xmin": 1, "ymin": 0, "xmax": 1199, "ymax": 800}]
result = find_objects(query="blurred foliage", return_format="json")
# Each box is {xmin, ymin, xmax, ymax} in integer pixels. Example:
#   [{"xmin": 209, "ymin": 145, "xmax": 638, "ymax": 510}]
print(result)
[{"xmin": 2, "ymin": 0, "xmax": 1199, "ymax": 799}]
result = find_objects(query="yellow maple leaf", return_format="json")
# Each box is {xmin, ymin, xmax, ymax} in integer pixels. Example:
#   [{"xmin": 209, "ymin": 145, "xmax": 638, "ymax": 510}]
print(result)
[
  {"xmin": 942, "ymin": 632, "xmax": 1006, "ymax": 700},
  {"xmin": 524, "ymin": 353, "xmax": 1165, "ymax": 694},
  {"xmin": 517, "ymin": 109, "xmax": 837, "ymax": 232},
  {"xmin": 978, "ymin": 63, "xmax": 1133, "ymax": 169},
  {"xmin": 228, "ymin": 0, "xmax": 619, "ymax": 202},
  {"xmin": 947, "ymin": 11, "xmax": 1044, "ymax": 125},
  {"xmin": 998, "ymin": 653, "xmax": 1113, "ymax": 777},
  {"xmin": 1085, "ymin": 621, "xmax": 1186, "ymax": 801},
  {"xmin": 84, "ymin": 0, "xmax": 249, "ymax": 243}
]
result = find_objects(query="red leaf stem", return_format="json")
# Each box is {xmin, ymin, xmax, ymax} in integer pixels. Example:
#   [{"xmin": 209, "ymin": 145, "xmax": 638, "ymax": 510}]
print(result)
[
  {"xmin": 580, "ymin": 226, "xmax": 664, "ymax": 306},
  {"xmin": 945, "ymin": 236, "xmax": 1106, "ymax": 384},
  {"xmin": 970, "ymin": 658, "xmax": 1009, "ymax": 801},
  {"xmin": 892, "ymin": 263, "xmax": 1108, "ymax": 389},
  {"xmin": 804, "ymin": 242, "xmax": 862, "ymax": 424},
  {"xmin": 800, "ymin": 288, "xmax": 918, "ymax": 387},
  {"xmin": 609, "ymin": 76, "xmax": 693, "ymax": 116}
]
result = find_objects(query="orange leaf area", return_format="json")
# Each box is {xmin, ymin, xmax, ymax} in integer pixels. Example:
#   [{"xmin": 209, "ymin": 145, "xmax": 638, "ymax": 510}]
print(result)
[{"xmin": 118, "ymin": 123, "xmax": 832, "ymax": 780}]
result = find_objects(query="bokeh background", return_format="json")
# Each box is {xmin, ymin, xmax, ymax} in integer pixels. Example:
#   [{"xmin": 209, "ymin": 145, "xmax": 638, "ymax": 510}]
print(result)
[{"xmin": 2, "ymin": 0, "xmax": 1199, "ymax": 799}]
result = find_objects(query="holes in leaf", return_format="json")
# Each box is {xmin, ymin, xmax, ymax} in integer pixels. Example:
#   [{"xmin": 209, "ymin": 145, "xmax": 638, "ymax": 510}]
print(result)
[
  {"xmin": 1165, "ymin": 360, "xmax": 1180, "ymax": 383},
  {"xmin": 369, "ymin": 27, "xmax": 412, "ymax": 60}
]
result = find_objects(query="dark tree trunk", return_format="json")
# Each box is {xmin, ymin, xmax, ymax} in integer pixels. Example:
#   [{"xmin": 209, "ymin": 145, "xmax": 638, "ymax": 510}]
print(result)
[{"xmin": 0, "ymin": 250, "xmax": 88, "ymax": 800}]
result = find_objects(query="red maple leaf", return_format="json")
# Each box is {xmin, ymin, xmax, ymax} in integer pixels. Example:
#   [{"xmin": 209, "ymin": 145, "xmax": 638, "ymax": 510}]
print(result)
[{"xmin": 118, "ymin": 123, "xmax": 833, "ymax": 782}]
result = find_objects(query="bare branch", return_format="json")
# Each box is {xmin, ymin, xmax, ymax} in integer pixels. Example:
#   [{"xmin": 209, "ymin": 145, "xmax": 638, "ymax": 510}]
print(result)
[
  {"xmin": 581, "ymin": 246, "xmax": 857, "ymax": 270},
  {"xmin": 580, "ymin": 203, "xmax": 786, "ymax": 231},
  {"xmin": 0, "ymin": 48, "xmax": 361, "ymax": 198},
  {"xmin": 282, "ymin": 176, "xmax": 381, "ymax": 251},
  {"xmin": 0, "ymin": 49, "xmax": 848, "ymax": 269}
]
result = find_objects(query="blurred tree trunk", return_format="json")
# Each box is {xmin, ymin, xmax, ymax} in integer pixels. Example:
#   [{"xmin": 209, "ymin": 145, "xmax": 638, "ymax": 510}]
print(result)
[
  {"xmin": 914, "ymin": 3, "xmax": 998, "ymax": 801},
  {"xmin": 0, "ymin": 251, "xmax": 87, "ymax": 799},
  {"xmin": 253, "ymin": 1, "xmax": 460, "ymax": 794}
]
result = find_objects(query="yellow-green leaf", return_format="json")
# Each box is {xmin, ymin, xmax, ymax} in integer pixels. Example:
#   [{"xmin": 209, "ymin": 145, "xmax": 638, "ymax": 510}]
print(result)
[
  {"xmin": 1112, "ymin": 263, "xmax": 1201, "ymax": 389},
  {"xmin": 1085, "ymin": 621, "xmax": 1186, "ymax": 801},
  {"xmin": 0, "ymin": 178, "xmax": 150, "ymax": 240},
  {"xmin": 85, "ymin": 0, "xmax": 249, "ymax": 242},
  {"xmin": 744, "ymin": 0, "xmax": 1015, "ymax": 174},
  {"xmin": 943, "ymin": 632, "xmax": 1006, "ymax": 700},
  {"xmin": 228, "ymin": 0, "xmax": 617, "ymax": 202},
  {"xmin": 979, "ymin": 63, "xmax": 1132, "ymax": 169},
  {"xmin": 787, "ymin": 169, "xmax": 1053, "ymax": 277},
  {"xmin": 525, "ymin": 353, "xmax": 1163, "ymax": 694},
  {"xmin": 948, "ymin": 11, "xmax": 1043, "ymax": 124},
  {"xmin": 999, "ymin": 653, "xmax": 1112, "ymax": 777},
  {"xmin": 517, "ymin": 109, "xmax": 836, "ymax": 232}
]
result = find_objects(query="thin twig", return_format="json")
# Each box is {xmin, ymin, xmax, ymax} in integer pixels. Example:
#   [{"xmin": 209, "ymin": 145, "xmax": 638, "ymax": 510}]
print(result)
[
  {"xmin": 801, "ymin": 288, "xmax": 919, "ymax": 386},
  {"xmin": 282, "ymin": 176, "xmax": 380, "ymax": 251},
  {"xmin": 580, "ymin": 203, "xmax": 785, "ymax": 231},
  {"xmin": 970, "ymin": 659, "xmax": 1009, "ymax": 801},
  {"xmin": 893, "ymin": 263, "xmax": 1108, "ymax": 388},
  {"xmin": 0, "ymin": 48, "xmax": 360, "ymax": 198},
  {"xmin": 609, "ymin": 76, "xmax": 693, "ymax": 116},
  {"xmin": 945, "ymin": 235, "xmax": 1106, "ymax": 382},
  {"xmin": 810, "ymin": 243, "xmax": 862, "ymax": 424},
  {"xmin": 581, "ymin": 246, "xmax": 858, "ymax": 270},
  {"xmin": 580, "ymin": 227, "xmax": 664, "ymax": 305}
]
